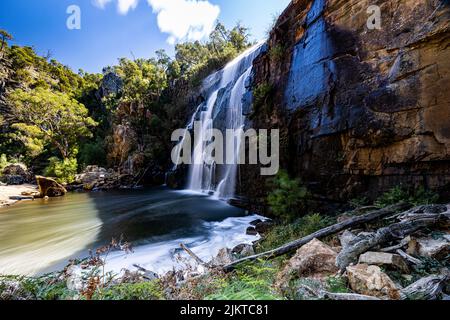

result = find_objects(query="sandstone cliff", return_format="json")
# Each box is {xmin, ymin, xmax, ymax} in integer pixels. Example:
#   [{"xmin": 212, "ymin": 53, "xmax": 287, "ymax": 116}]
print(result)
[{"xmin": 239, "ymin": 0, "xmax": 450, "ymax": 208}]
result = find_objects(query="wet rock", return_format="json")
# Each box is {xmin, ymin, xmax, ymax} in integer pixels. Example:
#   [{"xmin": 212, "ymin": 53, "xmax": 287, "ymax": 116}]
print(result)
[
  {"xmin": 359, "ymin": 252, "xmax": 410, "ymax": 273},
  {"xmin": 254, "ymin": 220, "xmax": 274, "ymax": 234},
  {"xmin": 249, "ymin": 219, "xmax": 263, "ymax": 226},
  {"xmin": 277, "ymin": 239, "xmax": 338, "ymax": 288},
  {"xmin": 407, "ymin": 237, "xmax": 450, "ymax": 260},
  {"xmin": 346, "ymin": 264, "xmax": 401, "ymax": 300},
  {"xmin": 246, "ymin": 227, "xmax": 258, "ymax": 236},
  {"xmin": 36, "ymin": 176, "xmax": 67, "ymax": 197}
]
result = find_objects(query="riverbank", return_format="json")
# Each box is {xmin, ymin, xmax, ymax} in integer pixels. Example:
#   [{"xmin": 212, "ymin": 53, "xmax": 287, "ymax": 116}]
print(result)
[
  {"xmin": 0, "ymin": 184, "xmax": 39, "ymax": 208},
  {"xmin": 1, "ymin": 202, "xmax": 448, "ymax": 300}
]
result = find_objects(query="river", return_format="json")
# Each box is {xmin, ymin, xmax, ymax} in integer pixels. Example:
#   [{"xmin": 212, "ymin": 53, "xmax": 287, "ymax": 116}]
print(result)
[{"xmin": 0, "ymin": 187, "xmax": 262, "ymax": 276}]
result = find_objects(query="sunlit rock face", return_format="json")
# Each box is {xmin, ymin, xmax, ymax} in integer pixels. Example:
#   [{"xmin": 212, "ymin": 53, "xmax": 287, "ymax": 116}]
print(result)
[{"xmin": 239, "ymin": 0, "xmax": 450, "ymax": 209}]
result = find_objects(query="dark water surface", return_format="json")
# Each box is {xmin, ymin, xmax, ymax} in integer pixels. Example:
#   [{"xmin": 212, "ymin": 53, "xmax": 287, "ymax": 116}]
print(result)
[{"xmin": 0, "ymin": 187, "xmax": 261, "ymax": 275}]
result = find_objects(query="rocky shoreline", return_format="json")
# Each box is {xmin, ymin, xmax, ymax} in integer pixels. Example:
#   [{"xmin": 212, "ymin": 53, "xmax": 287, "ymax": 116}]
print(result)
[{"xmin": 0, "ymin": 184, "xmax": 39, "ymax": 208}]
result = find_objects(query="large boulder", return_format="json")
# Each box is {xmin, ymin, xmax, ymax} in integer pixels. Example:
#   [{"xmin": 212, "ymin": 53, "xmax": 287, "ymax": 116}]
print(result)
[
  {"xmin": 277, "ymin": 239, "xmax": 339, "ymax": 288},
  {"xmin": 407, "ymin": 236, "xmax": 450, "ymax": 260},
  {"xmin": 36, "ymin": 176, "xmax": 67, "ymax": 197},
  {"xmin": 210, "ymin": 248, "xmax": 235, "ymax": 267},
  {"xmin": 1, "ymin": 164, "xmax": 33, "ymax": 185},
  {"xmin": 346, "ymin": 264, "xmax": 401, "ymax": 299}
]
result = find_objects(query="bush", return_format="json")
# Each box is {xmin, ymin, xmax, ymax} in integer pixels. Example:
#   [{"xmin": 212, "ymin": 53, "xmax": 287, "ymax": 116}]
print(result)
[
  {"xmin": 0, "ymin": 154, "xmax": 8, "ymax": 172},
  {"xmin": 256, "ymin": 214, "xmax": 335, "ymax": 253},
  {"xmin": 93, "ymin": 281, "xmax": 164, "ymax": 300},
  {"xmin": 44, "ymin": 157, "xmax": 78, "ymax": 183},
  {"xmin": 206, "ymin": 260, "xmax": 281, "ymax": 300},
  {"xmin": 78, "ymin": 140, "xmax": 107, "ymax": 168},
  {"xmin": 267, "ymin": 170, "xmax": 310, "ymax": 221},
  {"xmin": 269, "ymin": 44, "xmax": 285, "ymax": 63},
  {"xmin": 375, "ymin": 185, "xmax": 439, "ymax": 208}
]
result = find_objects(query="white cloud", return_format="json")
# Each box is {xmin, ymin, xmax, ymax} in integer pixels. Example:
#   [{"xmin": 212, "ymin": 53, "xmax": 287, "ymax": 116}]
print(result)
[
  {"xmin": 93, "ymin": 0, "xmax": 139, "ymax": 15},
  {"xmin": 147, "ymin": 0, "xmax": 221, "ymax": 44},
  {"xmin": 117, "ymin": 0, "xmax": 139, "ymax": 15},
  {"xmin": 93, "ymin": 0, "xmax": 113, "ymax": 9}
]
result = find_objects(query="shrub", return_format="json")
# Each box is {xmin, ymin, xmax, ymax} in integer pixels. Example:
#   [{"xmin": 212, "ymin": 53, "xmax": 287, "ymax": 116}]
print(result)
[
  {"xmin": 375, "ymin": 185, "xmax": 439, "ymax": 208},
  {"xmin": 256, "ymin": 214, "xmax": 335, "ymax": 253},
  {"xmin": 44, "ymin": 157, "xmax": 78, "ymax": 183},
  {"xmin": 267, "ymin": 170, "xmax": 310, "ymax": 221},
  {"xmin": 269, "ymin": 44, "xmax": 285, "ymax": 63},
  {"xmin": 252, "ymin": 82, "xmax": 274, "ymax": 116},
  {"xmin": 93, "ymin": 281, "xmax": 164, "ymax": 300},
  {"xmin": 206, "ymin": 260, "xmax": 281, "ymax": 300},
  {"xmin": 0, "ymin": 154, "xmax": 8, "ymax": 172}
]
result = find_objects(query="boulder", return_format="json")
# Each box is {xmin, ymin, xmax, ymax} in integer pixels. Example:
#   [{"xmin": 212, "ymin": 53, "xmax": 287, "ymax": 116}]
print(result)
[
  {"xmin": 0, "ymin": 175, "xmax": 25, "ymax": 185},
  {"xmin": 246, "ymin": 227, "xmax": 258, "ymax": 236},
  {"xmin": 254, "ymin": 220, "xmax": 274, "ymax": 234},
  {"xmin": 231, "ymin": 244, "xmax": 255, "ymax": 257},
  {"xmin": 210, "ymin": 248, "xmax": 235, "ymax": 266},
  {"xmin": 36, "ymin": 176, "xmax": 67, "ymax": 197},
  {"xmin": 346, "ymin": 264, "xmax": 401, "ymax": 299},
  {"xmin": 1, "ymin": 164, "xmax": 33, "ymax": 184},
  {"xmin": 407, "ymin": 237, "xmax": 450, "ymax": 260},
  {"xmin": 277, "ymin": 239, "xmax": 339, "ymax": 288},
  {"xmin": 359, "ymin": 252, "xmax": 410, "ymax": 273}
]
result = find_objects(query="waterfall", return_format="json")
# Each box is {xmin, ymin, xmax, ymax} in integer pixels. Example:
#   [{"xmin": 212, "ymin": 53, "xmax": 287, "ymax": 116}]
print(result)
[{"xmin": 182, "ymin": 42, "xmax": 265, "ymax": 199}]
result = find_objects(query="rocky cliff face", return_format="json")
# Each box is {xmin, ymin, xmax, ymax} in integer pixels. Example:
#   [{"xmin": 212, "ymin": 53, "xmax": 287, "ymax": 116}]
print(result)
[{"xmin": 239, "ymin": 0, "xmax": 450, "ymax": 209}]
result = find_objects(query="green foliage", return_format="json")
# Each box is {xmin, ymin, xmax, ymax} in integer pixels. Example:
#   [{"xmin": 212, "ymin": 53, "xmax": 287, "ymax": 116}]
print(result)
[
  {"xmin": 267, "ymin": 170, "xmax": 310, "ymax": 221},
  {"xmin": 0, "ymin": 154, "xmax": 8, "ymax": 172},
  {"xmin": 269, "ymin": 44, "xmax": 285, "ymax": 63},
  {"xmin": 78, "ymin": 139, "xmax": 107, "ymax": 168},
  {"xmin": 206, "ymin": 260, "xmax": 282, "ymax": 300},
  {"xmin": 375, "ymin": 185, "xmax": 439, "ymax": 208},
  {"xmin": 325, "ymin": 276, "xmax": 349, "ymax": 294},
  {"xmin": 0, "ymin": 275, "xmax": 75, "ymax": 300},
  {"xmin": 256, "ymin": 214, "xmax": 335, "ymax": 253},
  {"xmin": 8, "ymin": 87, "xmax": 97, "ymax": 159},
  {"xmin": 93, "ymin": 281, "xmax": 164, "ymax": 300},
  {"xmin": 44, "ymin": 157, "xmax": 78, "ymax": 183},
  {"xmin": 175, "ymin": 22, "xmax": 252, "ymax": 82},
  {"xmin": 252, "ymin": 82, "xmax": 274, "ymax": 116}
]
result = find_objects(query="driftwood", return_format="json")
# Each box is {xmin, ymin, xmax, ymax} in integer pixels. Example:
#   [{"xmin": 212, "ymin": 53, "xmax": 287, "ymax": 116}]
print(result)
[
  {"xmin": 400, "ymin": 274, "xmax": 450, "ymax": 300},
  {"xmin": 180, "ymin": 243, "xmax": 210, "ymax": 267},
  {"xmin": 380, "ymin": 236, "xmax": 411, "ymax": 253},
  {"xmin": 223, "ymin": 202, "xmax": 411, "ymax": 272},
  {"xmin": 298, "ymin": 284, "xmax": 382, "ymax": 300},
  {"xmin": 321, "ymin": 291, "xmax": 382, "ymax": 301},
  {"xmin": 396, "ymin": 249, "xmax": 422, "ymax": 265},
  {"xmin": 336, "ymin": 209, "xmax": 450, "ymax": 270}
]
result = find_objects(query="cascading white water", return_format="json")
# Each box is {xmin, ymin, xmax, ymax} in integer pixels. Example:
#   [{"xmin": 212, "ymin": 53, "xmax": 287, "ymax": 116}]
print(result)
[{"xmin": 184, "ymin": 42, "xmax": 265, "ymax": 199}]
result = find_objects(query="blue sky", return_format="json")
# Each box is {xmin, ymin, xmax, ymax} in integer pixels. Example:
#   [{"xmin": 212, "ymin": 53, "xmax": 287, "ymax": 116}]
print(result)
[{"xmin": 0, "ymin": 0, "xmax": 290, "ymax": 73}]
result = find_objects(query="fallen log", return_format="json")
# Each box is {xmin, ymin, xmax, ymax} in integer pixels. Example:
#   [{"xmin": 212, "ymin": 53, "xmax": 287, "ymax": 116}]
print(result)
[
  {"xmin": 180, "ymin": 243, "xmax": 210, "ymax": 267},
  {"xmin": 223, "ymin": 202, "xmax": 411, "ymax": 272},
  {"xmin": 396, "ymin": 249, "xmax": 422, "ymax": 266},
  {"xmin": 321, "ymin": 291, "xmax": 382, "ymax": 301},
  {"xmin": 400, "ymin": 274, "xmax": 450, "ymax": 300},
  {"xmin": 336, "ymin": 210, "xmax": 449, "ymax": 270}
]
